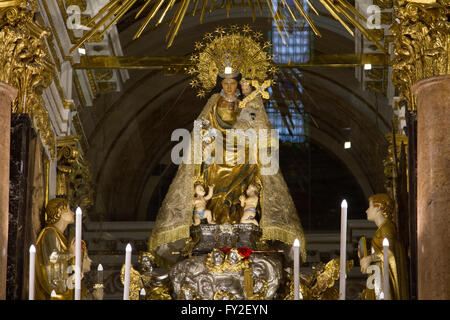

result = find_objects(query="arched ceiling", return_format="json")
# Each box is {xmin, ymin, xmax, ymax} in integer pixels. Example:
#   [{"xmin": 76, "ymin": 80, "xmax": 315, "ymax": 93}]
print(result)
[{"xmin": 79, "ymin": 8, "xmax": 392, "ymax": 221}]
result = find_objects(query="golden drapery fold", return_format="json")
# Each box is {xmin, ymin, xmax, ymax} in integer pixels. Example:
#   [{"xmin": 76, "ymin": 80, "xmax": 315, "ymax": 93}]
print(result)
[
  {"xmin": 35, "ymin": 227, "xmax": 73, "ymax": 300},
  {"xmin": 203, "ymin": 97, "xmax": 258, "ymax": 224},
  {"xmin": 148, "ymin": 93, "xmax": 306, "ymax": 261},
  {"xmin": 365, "ymin": 220, "xmax": 409, "ymax": 300}
]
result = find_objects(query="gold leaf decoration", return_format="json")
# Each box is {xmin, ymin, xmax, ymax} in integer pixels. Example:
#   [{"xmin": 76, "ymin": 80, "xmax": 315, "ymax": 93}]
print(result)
[
  {"xmin": 391, "ymin": 0, "xmax": 449, "ymax": 110},
  {"xmin": 0, "ymin": 1, "xmax": 56, "ymax": 158},
  {"xmin": 188, "ymin": 25, "xmax": 274, "ymax": 98}
]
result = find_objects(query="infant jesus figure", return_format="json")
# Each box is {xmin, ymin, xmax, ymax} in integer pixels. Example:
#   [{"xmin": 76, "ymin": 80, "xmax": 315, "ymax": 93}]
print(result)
[
  {"xmin": 239, "ymin": 184, "xmax": 260, "ymax": 226},
  {"xmin": 193, "ymin": 183, "xmax": 216, "ymax": 226}
]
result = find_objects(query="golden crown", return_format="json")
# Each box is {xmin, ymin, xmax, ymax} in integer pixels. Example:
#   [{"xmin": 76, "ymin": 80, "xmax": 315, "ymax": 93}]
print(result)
[{"xmin": 187, "ymin": 25, "xmax": 277, "ymax": 98}]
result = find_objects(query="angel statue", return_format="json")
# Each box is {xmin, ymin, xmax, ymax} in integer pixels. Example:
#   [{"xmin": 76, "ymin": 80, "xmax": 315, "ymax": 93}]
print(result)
[
  {"xmin": 239, "ymin": 183, "xmax": 260, "ymax": 226},
  {"xmin": 359, "ymin": 193, "xmax": 409, "ymax": 300},
  {"xmin": 148, "ymin": 26, "xmax": 306, "ymax": 266},
  {"xmin": 193, "ymin": 182, "xmax": 216, "ymax": 225}
]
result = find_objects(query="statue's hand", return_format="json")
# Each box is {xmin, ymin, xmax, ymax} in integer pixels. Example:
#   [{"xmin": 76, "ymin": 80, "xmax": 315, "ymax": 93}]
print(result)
[
  {"xmin": 239, "ymin": 195, "xmax": 246, "ymax": 203},
  {"xmin": 69, "ymin": 239, "xmax": 76, "ymax": 257},
  {"xmin": 50, "ymin": 250, "xmax": 58, "ymax": 264},
  {"xmin": 360, "ymin": 255, "xmax": 372, "ymax": 274}
]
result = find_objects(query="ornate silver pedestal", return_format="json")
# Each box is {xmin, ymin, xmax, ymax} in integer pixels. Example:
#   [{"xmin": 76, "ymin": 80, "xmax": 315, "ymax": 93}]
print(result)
[
  {"xmin": 169, "ymin": 223, "xmax": 283, "ymax": 300},
  {"xmin": 190, "ymin": 223, "xmax": 262, "ymax": 252},
  {"xmin": 128, "ymin": 224, "xmax": 352, "ymax": 300}
]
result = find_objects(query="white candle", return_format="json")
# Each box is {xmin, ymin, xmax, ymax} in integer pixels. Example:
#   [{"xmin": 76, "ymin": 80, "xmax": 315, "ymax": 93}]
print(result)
[
  {"xmin": 29, "ymin": 245, "xmax": 36, "ymax": 300},
  {"xmin": 97, "ymin": 264, "xmax": 103, "ymax": 284},
  {"xmin": 139, "ymin": 288, "xmax": 146, "ymax": 300},
  {"xmin": 123, "ymin": 243, "xmax": 132, "ymax": 300},
  {"xmin": 293, "ymin": 238, "xmax": 300, "ymax": 300},
  {"xmin": 383, "ymin": 238, "xmax": 390, "ymax": 300},
  {"xmin": 75, "ymin": 207, "xmax": 82, "ymax": 300},
  {"xmin": 339, "ymin": 199, "xmax": 348, "ymax": 300}
]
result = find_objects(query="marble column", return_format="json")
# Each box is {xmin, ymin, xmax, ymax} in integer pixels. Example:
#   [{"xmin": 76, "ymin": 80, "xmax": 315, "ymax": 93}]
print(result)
[
  {"xmin": 7, "ymin": 114, "xmax": 33, "ymax": 300},
  {"xmin": 0, "ymin": 82, "xmax": 18, "ymax": 300},
  {"xmin": 412, "ymin": 74, "xmax": 450, "ymax": 300}
]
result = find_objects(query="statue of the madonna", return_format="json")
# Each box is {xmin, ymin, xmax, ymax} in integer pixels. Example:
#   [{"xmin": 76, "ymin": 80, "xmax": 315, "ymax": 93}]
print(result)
[{"xmin": 148, "ymin": 27, "xmax": 306, "ymax": 263}]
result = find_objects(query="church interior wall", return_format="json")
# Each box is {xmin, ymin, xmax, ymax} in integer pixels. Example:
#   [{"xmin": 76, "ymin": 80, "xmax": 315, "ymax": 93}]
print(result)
[{"xmin": 2, "ymin": 0, "xmax": 447, "ymax": 301}]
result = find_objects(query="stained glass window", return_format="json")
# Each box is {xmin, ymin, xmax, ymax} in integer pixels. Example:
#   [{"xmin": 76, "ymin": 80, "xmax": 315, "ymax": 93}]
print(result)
[{"xmin": 267, "ymin": 1, "xmax": 310, "ymax": 143}]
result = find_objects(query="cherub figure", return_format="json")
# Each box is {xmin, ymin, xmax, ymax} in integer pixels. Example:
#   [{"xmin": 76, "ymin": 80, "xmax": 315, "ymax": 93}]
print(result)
[
  {"xmin": 205, "ymin": 248, "xmax": 226, "ymax": 273},
  {"xmin": 227, "ymin": 249, "xmax": 244, "ymax": 266},
  {"xmin": 239, "ymin": 184, "xmax": 260, "ymax": 226},
  {"xmin": 240, "ymin": 78, "xmax": 253, "ymax": 97},
  {"xmin": 193, "ymin": 183, "xmax": 216, "ymax": 226}
]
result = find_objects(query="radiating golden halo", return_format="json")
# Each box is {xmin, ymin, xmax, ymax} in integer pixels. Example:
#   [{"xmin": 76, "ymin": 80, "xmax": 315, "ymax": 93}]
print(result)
[{"xmin": 188, "ymin": 25, "xmax": 276, "ymax": 98}]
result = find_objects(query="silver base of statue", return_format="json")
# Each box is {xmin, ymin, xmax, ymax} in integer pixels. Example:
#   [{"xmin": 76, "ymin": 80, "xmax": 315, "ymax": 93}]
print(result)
[
  {"xmin": 190, "ymin": 223, "xmax": 262, "ymax": 252},
  {"xmin": 127, "ymin": 223, "xmax": 350, "ymax": 300},
  {"xmin": 167, "ymin": 223, "xmax": 283, "ymax": 300}
]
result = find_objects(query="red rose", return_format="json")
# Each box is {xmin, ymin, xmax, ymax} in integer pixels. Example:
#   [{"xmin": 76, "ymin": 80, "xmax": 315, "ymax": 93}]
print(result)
[
  {"xmin": 219, "ymin": 248, "xmax": 231, "ymax": 254},
  {"xmin": 238, "ymin": 247, "xmax": 254, "ymax": 259}
]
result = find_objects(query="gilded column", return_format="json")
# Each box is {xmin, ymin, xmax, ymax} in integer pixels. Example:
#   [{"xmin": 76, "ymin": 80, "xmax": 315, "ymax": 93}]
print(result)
[
  {"xmin": 0, "ymin": 0, "xmax": 54, "ymax": 299},
  {"xmin": 391, "ymin": 0, "xmax": 450, "ymax": 299},
  {"xmin": 0, "ymin": 82, "xmax": 17, "ymax": 300}
]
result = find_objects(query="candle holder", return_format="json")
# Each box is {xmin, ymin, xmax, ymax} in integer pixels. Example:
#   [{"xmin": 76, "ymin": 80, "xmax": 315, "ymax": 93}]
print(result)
[
  {"xmin": 93, "ymin": 283, "xmax": 104, "ymax": 289},
  {"xmin": 93, "ymin": 283, "xmax": 104, "ymax": 300}
]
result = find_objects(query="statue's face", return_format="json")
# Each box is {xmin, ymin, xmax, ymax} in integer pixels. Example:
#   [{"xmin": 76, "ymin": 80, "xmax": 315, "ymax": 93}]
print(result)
[
  {"xmin": 247, "ymin": 184, "xmax": 258, "ymax": 196},
  {"xmin": 212, "ymin": 250, "xmax": 224, "ymax": 266},
  {"xmin": 228, "ymin": 251, "xmax": 241, "ymax": 265},
  {"xmin": 254, "ymin": 280, "xmax": 264, "ymax": 293},
  {"xmin": 240, "ymin": 79, "xmax": 252, "ymax": 96},
  {"xmin": 221, "ymin": 78, "xmax": 238, "ymax": 96},
  {"xmin": 195, "ymin": 185, "xmax": 205, "ymax": 196},
  {"xmin": 365, "ymin": 200, "xmax": 381, "ymax": 221},
  {"xmin": 61, "ymin": 205, "xmax": 75, "ymax": 224},
  {"xmin": 199, "ymin": 278, "xmax": 213, "ymax": 299},
  {"xmin": 141, "ymin": 256, "xmax": 153, "ymax": 273}
]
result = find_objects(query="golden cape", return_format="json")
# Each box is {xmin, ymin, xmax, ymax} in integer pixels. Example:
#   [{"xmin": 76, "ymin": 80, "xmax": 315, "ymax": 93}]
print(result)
[
  {"xmin": 35, "ymin": 226, "xmax": 73, "ymax": 300},
  {"xmin": 364, "ymin": 220, "xmax": 409, "ymax": 300}
]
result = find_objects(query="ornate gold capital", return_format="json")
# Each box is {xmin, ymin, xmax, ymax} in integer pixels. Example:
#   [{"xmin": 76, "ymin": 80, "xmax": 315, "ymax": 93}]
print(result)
[
  {"xmin": 391, "ymin": 0, "xmax": 449, "ymax": 110},
  {"xmin": 56, "ymin": 135, "xmax": 94, "ymax": 211},
  {"xmin": 0, "ymin": 0, "xmax": 57, "ymax": 156}
]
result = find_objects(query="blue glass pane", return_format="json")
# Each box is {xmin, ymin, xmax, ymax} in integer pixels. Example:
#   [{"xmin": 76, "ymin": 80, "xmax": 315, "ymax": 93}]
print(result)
[{"xmin": 268, "ymin": 2, "xmax": 309, "ymax": 143}]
